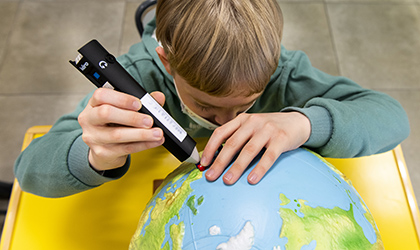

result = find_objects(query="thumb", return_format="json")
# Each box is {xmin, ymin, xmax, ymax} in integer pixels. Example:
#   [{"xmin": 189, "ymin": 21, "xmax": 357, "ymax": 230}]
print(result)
[{"xmin": 150, "ymin": 91, "xmax": 166, "ymax": 107}]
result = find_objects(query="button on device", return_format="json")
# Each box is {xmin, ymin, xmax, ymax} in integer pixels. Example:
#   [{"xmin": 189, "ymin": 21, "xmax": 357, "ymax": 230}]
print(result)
[
  {"xmin": 93, "ymin": 72, "xmax": 101, "ymax": 79},
  {"xmin": 105, "ymin": 54, "xmax": 116, "ymax": 64},
  {"xmin": 99, "ymin": 61, "xmax": 108, "ymax": 69}
]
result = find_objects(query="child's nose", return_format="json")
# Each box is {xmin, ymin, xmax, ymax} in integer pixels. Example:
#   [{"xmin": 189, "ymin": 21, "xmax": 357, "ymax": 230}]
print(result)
[{"xmin": 214, "ymin": 110, "xmax": 238, "ymax": 125}]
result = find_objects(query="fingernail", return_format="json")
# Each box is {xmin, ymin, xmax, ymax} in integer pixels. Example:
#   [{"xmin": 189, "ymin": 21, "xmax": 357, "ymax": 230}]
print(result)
[
  {"xmin": 200, "ymin": 156, "xmax": 207, "ymax": 166},
  {"xmin": 144, "ymin": 118, "xmax": 153, "ymax": 127},
  {"xmin": 133, "ymin": 100, "xmax": 142, "ymax": 110},
  {"xmin": 249, "ymin": 173, "xmax": 258, "ymax": 184},
  {"xmin": 153, "ymin": 129, "xmax": 162, "ymax": 138},
  {"xmin": 224, "ymin": 172, "xmax": 233, "ymax": 182},
  {"xmin": 206, "ymin": 169, "xmax": 214, "ymax": 178}
]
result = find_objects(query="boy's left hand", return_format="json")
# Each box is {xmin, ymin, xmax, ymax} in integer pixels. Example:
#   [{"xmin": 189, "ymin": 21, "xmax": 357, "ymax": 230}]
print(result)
[{"xmin": 201, "ymin": 112, "xmax": 311, "ymax": 185}]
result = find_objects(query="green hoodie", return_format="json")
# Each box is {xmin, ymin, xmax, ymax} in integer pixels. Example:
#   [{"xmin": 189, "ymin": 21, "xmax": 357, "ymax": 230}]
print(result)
[{"xmin": 14, "ymin": 19, "xmax": 409, "ymax": 197}]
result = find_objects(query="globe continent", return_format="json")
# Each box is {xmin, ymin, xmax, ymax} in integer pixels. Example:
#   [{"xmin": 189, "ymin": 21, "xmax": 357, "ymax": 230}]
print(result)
[{"xmin": 130, "ymin": 148, "xmax": 384, "ymax": 250}]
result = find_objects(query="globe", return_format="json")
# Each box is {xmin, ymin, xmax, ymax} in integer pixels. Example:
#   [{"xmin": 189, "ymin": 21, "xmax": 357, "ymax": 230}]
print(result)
[{"xmin": 129, "ymin": 148, "xmax": 384, "ymax": 250}]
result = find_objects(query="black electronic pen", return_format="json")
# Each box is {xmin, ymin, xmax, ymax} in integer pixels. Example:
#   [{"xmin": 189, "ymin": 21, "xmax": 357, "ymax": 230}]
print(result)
[{"xmin": 70, "ymin": 39, "xmax": 200, "ymax": 164}]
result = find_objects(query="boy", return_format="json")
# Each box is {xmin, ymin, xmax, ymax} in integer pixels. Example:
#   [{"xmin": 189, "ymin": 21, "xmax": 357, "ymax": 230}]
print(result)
[{"xmin": 14, "ymin": 0, "xmax": 409, "ymax": 197}]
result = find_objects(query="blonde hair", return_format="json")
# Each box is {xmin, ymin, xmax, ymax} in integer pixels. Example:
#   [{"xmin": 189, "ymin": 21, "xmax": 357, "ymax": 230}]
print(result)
[{"xmin": 156, "ymin": 0, "xmax": 283, "ymax": 97}]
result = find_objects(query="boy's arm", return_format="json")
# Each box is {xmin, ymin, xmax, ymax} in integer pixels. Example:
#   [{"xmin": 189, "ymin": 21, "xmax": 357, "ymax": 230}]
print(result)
[
  {"xmin": 280, "ymin": 50, "xmax": 410, "ymax": 158},
  {"xmin": 14, "ymin": 92, "xmax": 130, "ymax": 198}
]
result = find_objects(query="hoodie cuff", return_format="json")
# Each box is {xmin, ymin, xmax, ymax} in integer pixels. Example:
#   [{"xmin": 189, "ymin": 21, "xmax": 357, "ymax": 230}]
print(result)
[
  {"xmin": 68, "ymin": 135, "xmax": 130, "ymax": 187},
  {"xmin": 281, "ymin": 106, "xmax": 332, "ymax": 148}
]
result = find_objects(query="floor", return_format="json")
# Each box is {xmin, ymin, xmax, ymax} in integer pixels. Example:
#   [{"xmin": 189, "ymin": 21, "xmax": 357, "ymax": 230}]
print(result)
[{"xmin": 0, "ymin": 0, "xmax": 419, "ymax": 235}]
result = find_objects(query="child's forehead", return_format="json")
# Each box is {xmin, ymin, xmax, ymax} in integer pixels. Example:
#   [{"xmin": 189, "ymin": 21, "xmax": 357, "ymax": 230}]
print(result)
[
  {"xmin": 188, "ymin": 86, "xmax": 261, "ymax": 108},
  {"xmin": 193, "ymin": 94, "xmax": 258, "ymax": 108},
  {"xmin": 174, "ymin": 73, "xmax": 263, "ymax": 107}
]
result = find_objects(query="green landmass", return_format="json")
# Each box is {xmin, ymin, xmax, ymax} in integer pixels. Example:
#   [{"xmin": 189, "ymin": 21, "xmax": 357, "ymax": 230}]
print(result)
[
  {"xmin": 186, "ymin": 195, "xmax": 205, "ymax": 216},
  {"xmin": 302, "ymin": 149, "xmax": 384, "ymax": 248},
  {"xmin": 187, "ymin": 195, "xmax": 198, "ymax": 215},
  {"xmin": 279, "ymin": 193, "xmax": 290, "ymax": 206},
  {"xmin": 278, "ymin": 194, "xmax": 383, "ymax": 249},
  {"xmin": 197, "ymin": 195, "xmax": 204, "ymax": 206},
  {"xmin": 129, "ymin": 163, "xmax": 202, "ymax": 250}
]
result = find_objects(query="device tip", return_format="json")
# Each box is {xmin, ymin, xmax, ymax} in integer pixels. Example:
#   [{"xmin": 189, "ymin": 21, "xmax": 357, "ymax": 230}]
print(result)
[
  {"xmin": 185, "ymin": 147, "xmax": 200, "ymax": 164},
  {"xmin": 196, "ymin": 163, "xmax": 206, "ymax": 172}
]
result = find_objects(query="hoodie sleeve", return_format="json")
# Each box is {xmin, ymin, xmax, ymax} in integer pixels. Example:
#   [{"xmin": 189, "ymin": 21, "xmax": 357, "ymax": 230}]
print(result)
[
  {"xmin": 277, "ymin": 49, "xmax": 410, "ymax": 158},
  {"xmin": 14, "ymin": 91, "xmax": 129, "ymax": 197}
]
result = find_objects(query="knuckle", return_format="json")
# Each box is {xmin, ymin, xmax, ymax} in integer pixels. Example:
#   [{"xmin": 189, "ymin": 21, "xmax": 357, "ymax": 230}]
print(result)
[
  {"xmin": 81, "ymin": 133, "xmax": 93, "ymax": 145},
  {"xmin": 264, "ymin": 122, "xmax": 285, "ymax": 138},
  {"xmin": 212, "ymin": 157, "xmax": 223, "ymax": 167},
  {"xmin": 78, "ymin": 113, "xmax": 87, "ymax": 127},
  {"xmin": 97, "ymin": 105, "xmax": 112, "ymax": 120},
  {"xmin": 224, "ymin": 138, "xmax": 238, "ymax": 149},
  {"xmin": 263, "ymin": 121, "xmax": 277, "ymax": 131},
  {"xmin": 230, "ymin": 162, "xmax": 245, "ymax": 173},
  {"xmin": 243, "ymin": 143, "xmax": 257, "ymax": 156},
  {"xmin": 264, "ymin": 150, "xmax": 278, "ymax": 164},
  {"xmin": 124, "ymin": 96, "xmax": 136, "ymax": 109},
  {"xmin": 211, "ymin": 157, "xmax": 227, "ymax": 171},
  {"xmin": 93, "ymin": 147, "xmax": 107, "ymax": 159},
  {"xmin": 131, "ymin": 113, "xmax": 144, "ymax": 127},
  {"xmin": 245, "ymin": 113, "xmax": 258, "ymax": 121},
  {"xmin": 128, "ymin": 114, "xmax": 137, "ymax": 127},
  {"xmin": 274, "ymin": 129, "xmax": 287, "ymax": 139},
  {"xmin": 109, "ymin": 129, "xmax": 122, "ymax": 141},
  {"xmin": 92, "ymin": 88, "xmax": 105, "ymax": 102},
  {"xmin": 237, "ymin": 112, "xmax": 250, "ymax": 120},
  {"xmin": 123, "ymin": 143, "xmax": 136, "ymax": 154},
  {"xmin": 212, "ymin": 126, "xmax": 225, "ymax": 137}
]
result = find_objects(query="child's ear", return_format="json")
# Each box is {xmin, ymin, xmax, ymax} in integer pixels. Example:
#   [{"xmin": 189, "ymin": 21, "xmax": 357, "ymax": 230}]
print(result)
[{"xmin": 156, "ymin": 46, "xmax": 172, "ymax": 75}]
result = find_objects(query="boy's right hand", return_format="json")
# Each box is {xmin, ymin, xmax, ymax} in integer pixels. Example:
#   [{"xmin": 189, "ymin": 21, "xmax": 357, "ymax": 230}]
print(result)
[{"xmin": 78, "ymin": 88, "xmax": 165, "ymax": 172}]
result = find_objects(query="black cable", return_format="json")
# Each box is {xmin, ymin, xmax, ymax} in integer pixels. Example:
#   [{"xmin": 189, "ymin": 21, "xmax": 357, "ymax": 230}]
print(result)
[
  {"xmin": 0, "ymin": 181, "xmax": 12, "ymax": 200},
  {"xmin": 135, "ymin": 0, "xmax": 157, "ymax": 38}
]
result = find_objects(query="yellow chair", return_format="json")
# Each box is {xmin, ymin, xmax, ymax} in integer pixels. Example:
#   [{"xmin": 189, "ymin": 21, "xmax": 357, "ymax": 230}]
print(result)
[{"xmin": 1, "ymin": 126, "xmax": 419, "ymax": 249}]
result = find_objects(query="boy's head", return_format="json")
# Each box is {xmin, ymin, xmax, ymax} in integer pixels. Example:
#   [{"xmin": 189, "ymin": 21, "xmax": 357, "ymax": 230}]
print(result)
[{"xmin": 155, "ymin": 0, "xmax": 283, "ymax": 97}]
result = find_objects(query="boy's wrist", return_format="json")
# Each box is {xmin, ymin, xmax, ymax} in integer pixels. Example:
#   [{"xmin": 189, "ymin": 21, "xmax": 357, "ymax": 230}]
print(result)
[
  {"xmin": 68, "ymin": 135, "xmax": 130, "ymax": 186},
  {"xmin": 281, "ymin": 106, "xmax": 332, "ymax": 148},
  {"xmin": 89, "ymin": 162, "xmax": 105, "ymax": 176},
  {"xmin": 88, "ymin": 155, "xmax": 131, "ymax": 178}
]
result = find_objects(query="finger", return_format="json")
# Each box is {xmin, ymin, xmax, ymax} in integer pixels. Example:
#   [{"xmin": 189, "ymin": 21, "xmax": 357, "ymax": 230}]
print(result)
[
  {"xmin": 87, "ymin": 126, "xmax": 164, "ymax": 145},
  {"xmin": 247, "ymin": 139, "xmax": 284, "ymax": 185},
  {"xmin": 220, "ymin": 118, "xmax": 282, "ymax": 185},
  {"xmin": 110, "ymin": 137, "xmax": 166, "ymax": 156},
  {"xmin": 201, "ymin": 116, "xmax": 244, "ymax": 166},
  {"xmin": 90, "ymin": 88, "xmax": 142, "ymax": 111},
  {"xmin": 150, "ymin": 91, "xmax": 166, "ymax": 107},
  {"xmin": 204, "ymin": 150, "xmax": 232, "ymax": 182},
  {"xmin": 222, "ymin": 136, "xmax": 267, "ymax": 185},
  {"xmin": 205, "ymin": 125, "xmax": 253, "ymax": 182},
  {"xmin": 90, "ymin": 104, "xmax": 153, "ymax": 128},
  {"xmin": 89, "ymin": 137, "xmax": 165, "ymax": 170}
]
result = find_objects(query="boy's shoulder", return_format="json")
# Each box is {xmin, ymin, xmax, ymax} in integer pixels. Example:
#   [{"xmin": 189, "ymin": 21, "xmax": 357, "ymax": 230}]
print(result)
[
  {"xmin": 118, "ymin": 42, "xmax": 153, "ymax": 67},
  {"xmin": 279, "ymin": 46, "xmax": 309, "ymax": 66}
]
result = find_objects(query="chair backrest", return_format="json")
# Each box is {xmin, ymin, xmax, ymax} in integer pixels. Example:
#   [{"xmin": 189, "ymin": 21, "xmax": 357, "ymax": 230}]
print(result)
[{"xmin": 135, "ymin": 0, "xmax": 157, "ymax": 38}]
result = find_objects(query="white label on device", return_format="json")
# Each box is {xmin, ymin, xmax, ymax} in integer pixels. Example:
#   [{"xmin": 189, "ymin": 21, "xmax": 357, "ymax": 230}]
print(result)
[{"xmin": 140, "ymin": 93, "xmax": 187, "ymax": 142}]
